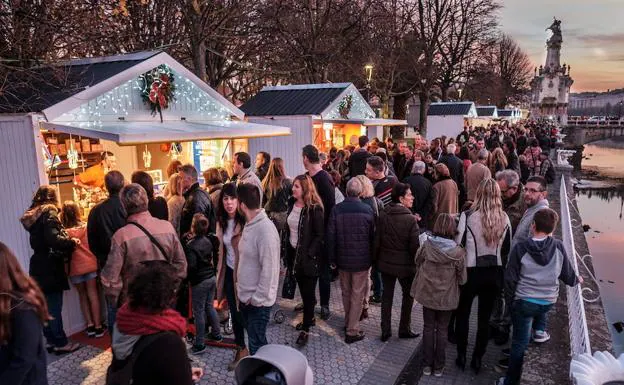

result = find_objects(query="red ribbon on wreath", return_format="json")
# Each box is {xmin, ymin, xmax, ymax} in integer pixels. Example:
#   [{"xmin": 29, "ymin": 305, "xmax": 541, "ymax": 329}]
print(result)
[{"xmin": 148, "ymin": 74, "xmax": 171, "ymax": 109}]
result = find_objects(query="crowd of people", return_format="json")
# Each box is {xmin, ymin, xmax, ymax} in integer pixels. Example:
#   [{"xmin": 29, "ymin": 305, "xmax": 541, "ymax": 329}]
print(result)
[{"xmin": 0, "ymin": 120, "xmax": 582, "ymax": 385}]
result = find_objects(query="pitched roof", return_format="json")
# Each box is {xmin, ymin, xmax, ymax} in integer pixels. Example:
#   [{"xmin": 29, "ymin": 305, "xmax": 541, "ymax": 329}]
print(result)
[
  {"xmin": 240, "ymin": 83, "xmax": 350, "ymax": 116},
  {"xmin": 0, "ymin": 51, "xmax": 159, "ymax": 113},
  {"xmin": 427, "ymin": 102, "xmax": 475, "ymax": 116},
  {"xmin": 476, "ymin": 106, "xmax": 497, "ymax": 117},
  {"xmin": 498, "ymin": 109, "xmax": 519, "ymax": 117}
]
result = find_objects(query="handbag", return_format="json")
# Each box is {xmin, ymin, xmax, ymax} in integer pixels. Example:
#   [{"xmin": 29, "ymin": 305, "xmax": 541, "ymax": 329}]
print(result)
[{"xmin": 281, "ymin": 268, "xmax": 297, "ymax": 300}]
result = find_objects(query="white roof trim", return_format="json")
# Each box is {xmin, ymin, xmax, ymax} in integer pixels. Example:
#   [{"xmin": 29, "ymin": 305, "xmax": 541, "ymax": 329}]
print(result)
[
  {"xmin": 51, "ymin": 51, "xmax": 159, "ymax": 67},
  {"xmin": 40, "ymin": 119, "xmax": 290, "ymax": 146},
  {"xmin": 320, "ymin": 118, "xmax": 406, "ymax": 126},
  {"xmin": 261, "ymin": 83, "xmax": 351, "ymax": 91},
  {"xmin": 43, "ymin": 52, "xmax": 244, "ymax": 122},
  {"xmin": 319, "ymin": 84, "xmax": 375, "ymax": 119}
]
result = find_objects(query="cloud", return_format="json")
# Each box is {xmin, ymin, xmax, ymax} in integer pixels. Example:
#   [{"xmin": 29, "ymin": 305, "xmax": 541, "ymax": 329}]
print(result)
[{"xmin": 576, "ymin": 33, "xmax": 624, "ymax": 46}]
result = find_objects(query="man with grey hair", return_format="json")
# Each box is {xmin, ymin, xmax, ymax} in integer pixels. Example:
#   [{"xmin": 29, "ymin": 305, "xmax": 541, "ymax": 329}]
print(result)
[
  {"xmin": 465, "ymin": 148, "xmax": 491, "ymax": 205},
  {"xmin": 439, "ymin": 143, "xmax": 465, "ymax": 206},
  {"xmin": 327, "ymin": 177, "xmax": 375, "ymax": 344},
  {"xmin": 101, "ymin": 183, "xmax": 187, "ymax": 328},
  {"xmin": 404, "ymin": 161, "xmax": 432, "ymax": 227},
  {"xmin": 496, "ymin": 170, "xmax": 526, "ymax": 233},
  {"xmin": 179, "ymin": 163, "xmax": 216, "ymax": 238}
]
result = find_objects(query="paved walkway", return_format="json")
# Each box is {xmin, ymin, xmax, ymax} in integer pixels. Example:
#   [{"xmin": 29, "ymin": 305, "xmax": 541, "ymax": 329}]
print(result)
[{"xmin": 47, "ymin": 279, "xmax": 508, "ymax": 385}]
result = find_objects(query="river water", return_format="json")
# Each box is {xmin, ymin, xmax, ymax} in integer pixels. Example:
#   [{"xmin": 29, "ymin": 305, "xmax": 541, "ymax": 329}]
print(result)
[{"xmin": 574, "ymin": 138, "xmax": 624, "ymax": 355}]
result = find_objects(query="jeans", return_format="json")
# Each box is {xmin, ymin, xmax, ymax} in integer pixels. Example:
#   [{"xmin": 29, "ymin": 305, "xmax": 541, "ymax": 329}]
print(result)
[
  {"xmin": 318, "ymin": 262, "xmax": 331, "ymax": 307},
  {"xmin": 296, "ymin": 273, "xmax": 318, "ymax": 331},
  {"xmin": 106, "ymin": 297, "xmax": 117, "ymax": 337},
  {"xmin": 225, "ymin": 266, "xmax": 246, "ymax": 349},
  {"xmin": 380, "ymin": 273, "xmax": 414, "ymax": 335},
  {"xmin": 370, "ymin": 266, "xmax": 383, "ymax": 298},
  {"xmin": 504, "ymin": 300, "xmax": 553, "ymax": 385},
  {"xmin": 44, "ymin": 291, "xmax": 68, "ymax": 347},
  {"xmin": 239, "ymin": 303, "xmax": 271, "ymax": 355},
  {"xmin": 423, "ymin": 307, "xmax": 452, "ymax": 370},
  {"xmin": 455, "ymin": 267, "xmax": 502, "ymax": 358},
  {"xmin": 191, "ymin": 277, "xmax": 221, "ymax": 346}
]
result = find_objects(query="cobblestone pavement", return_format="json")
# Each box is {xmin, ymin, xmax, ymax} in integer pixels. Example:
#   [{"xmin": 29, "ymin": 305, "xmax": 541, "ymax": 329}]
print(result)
[{"xmin": 48, "ymin": 279, "xmax": 505, "ymax": 385}]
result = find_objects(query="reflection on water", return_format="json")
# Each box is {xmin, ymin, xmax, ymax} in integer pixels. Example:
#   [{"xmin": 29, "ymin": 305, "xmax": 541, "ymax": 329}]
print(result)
[{"xmin": 575, "ymin": 141, "xmax": 624, "ymax": 355}]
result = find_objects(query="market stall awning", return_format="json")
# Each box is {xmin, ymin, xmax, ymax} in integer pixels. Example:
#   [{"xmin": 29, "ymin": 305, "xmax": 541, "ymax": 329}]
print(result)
[
  {"xmin": 40, "ymin": 120, "xmax": 291, "ymax": 145},
  {"xmin": 320, "ymin": 118, "xmax": 407, "ymax": 126}
]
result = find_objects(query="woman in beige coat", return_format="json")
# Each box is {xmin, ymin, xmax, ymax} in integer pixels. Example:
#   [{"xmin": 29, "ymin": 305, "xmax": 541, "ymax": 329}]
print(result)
[
  {"xmin": 214, "ymin": 183, "xmax": 247, "ymax": 370},
  {"xmin": 412, "ymin": 213, "xmax": 467, "ymax": 377}
]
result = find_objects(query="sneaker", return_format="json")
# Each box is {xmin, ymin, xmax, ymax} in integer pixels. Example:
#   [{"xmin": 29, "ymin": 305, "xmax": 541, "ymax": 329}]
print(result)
[
  {"xmin": 206, "ymin": 334, "xmax": 224, "ymax": 343},
  {"xmin": 434, "ymin": 368, "xmax": 444, "ymax": 377},
  {"xmin": 190, "ymin": 344, "xmax": 207, "ymax": 355},
  {"xmin": 502, "ymin": 347, "xmax": 510, "ymax": 357},
  {"xmin": 533, "ymin": 330, "xmax": 551, "ymax": 343},
  {"xmin": 94, "ymin": 327, "xmax": 106, "ymax": 338},
  {"xmin": 497, "ymin": 358, "xmax": 509, "ymax": 371},
  {"xmin": 423, "ymin": 366, "xmax": 432, "ymax": 376},
  {"xmin": 345, "ymin": 331, "xmax": 365, "ymax": 344},
  {"xmin": 495, "ymin": 377, "xmax": 506, "ymax": 385},
  {"xmin": 86, "ymin": 326, "xmax": 96, "ymax": 338},
  {"xmin": 369, "ymin": 295, "xmax": 382, "ymax": 304},
  {"xmin": 320, "ymin": 306, "xmax": 331, "ymax": 320},
  {"xmin": 294, "ymin": 302, "xmax": 304, "ymax": 312}
]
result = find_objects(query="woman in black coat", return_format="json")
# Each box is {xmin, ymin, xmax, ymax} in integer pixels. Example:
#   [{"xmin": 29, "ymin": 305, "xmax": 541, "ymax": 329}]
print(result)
[
  {"xmin": 20, "ymin": 186, "xmax": 79, "ymax": 355},
  {"xmin": 132, "ymin": 171, "xmax": 168, "ymax": 220},
  {"xmin": 0, "ymin": 242, "xmax": 51, "ymax": 385},
  {"xmin": 283, "ymin": 175, "xmax": 324, "ymax": 347}
]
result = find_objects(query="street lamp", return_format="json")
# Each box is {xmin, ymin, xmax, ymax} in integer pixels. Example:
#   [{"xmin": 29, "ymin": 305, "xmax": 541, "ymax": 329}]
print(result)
[
  {"xmin": 364, "ymin": 64, "xmax": 373, "ymax": 102},
  {"xmin": 458, "ymin": 87, "xmax": 464, "ymax": 101}
]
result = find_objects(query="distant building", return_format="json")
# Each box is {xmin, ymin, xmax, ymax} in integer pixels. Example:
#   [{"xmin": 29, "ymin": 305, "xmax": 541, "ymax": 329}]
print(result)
[
  {"xmin": 426, "ymin": 102, "xmax": 477, "ymax": 141},
  {"xmin": 569, "ymin": 89, "xmax": 624, "ymax": 117},
  {"xmin": 529, "ymin": 18, "xmax": 574, "ymax": 124}
]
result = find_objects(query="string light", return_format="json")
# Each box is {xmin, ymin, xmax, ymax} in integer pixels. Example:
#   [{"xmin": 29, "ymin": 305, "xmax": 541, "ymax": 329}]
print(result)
[{"xmin": 324, "ymin": 90, "xmax": 375, "ymax": 120}]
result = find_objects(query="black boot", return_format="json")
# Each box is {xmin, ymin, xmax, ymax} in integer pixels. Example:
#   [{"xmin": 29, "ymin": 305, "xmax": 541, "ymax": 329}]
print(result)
[{"xmin": 470, "ymin": 356, "xmax": 482, "ymax": 374}]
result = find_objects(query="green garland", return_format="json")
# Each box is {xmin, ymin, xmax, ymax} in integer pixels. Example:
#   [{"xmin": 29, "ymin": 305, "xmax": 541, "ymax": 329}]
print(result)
[
  {"xmin": 139, "ymin": 64, "xmax": 176, "ymax": 122},
  {"xmin": 338, "ymin": 94, "xmax": 353, "ymax": 119}
]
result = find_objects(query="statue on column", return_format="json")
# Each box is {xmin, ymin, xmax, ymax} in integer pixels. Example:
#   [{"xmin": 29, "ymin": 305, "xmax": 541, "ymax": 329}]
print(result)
[{"xmin": 547, "ymin": 17, "xmax": 563, "ymax": 46}]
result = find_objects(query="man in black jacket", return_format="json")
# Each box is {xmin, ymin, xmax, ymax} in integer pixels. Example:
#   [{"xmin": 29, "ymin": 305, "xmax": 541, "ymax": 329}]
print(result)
[
  {"xmin": 348, "ymin": 135, "xmax": 372, "ymax": 177},
  {"xmin": 403, "ymin": 161, "xmax": 432, "ymax": 228},
  {"xmin": 87, "ymin": 170, "xmax": 126, "ymax": 270},
  {"xmin": 438, "ymin": 143, "xmax": 466, "ymax": 205},
  {"xmin": 179, "ymin": 164, "xmax": 216, "ymax": 238}
]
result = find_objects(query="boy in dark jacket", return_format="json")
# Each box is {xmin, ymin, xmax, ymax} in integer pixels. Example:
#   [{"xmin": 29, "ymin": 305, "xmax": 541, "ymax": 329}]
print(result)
[
  {"xmin": 186, "ymin": 213, "xmax": 222, "ymax": 354},
  {"xmin": 327, "ymin": 177, "xmax": 375, "ymax": 344},
  {"xmin": 496, "ymin": 208, "xmax": 581, "ymax": 385}
]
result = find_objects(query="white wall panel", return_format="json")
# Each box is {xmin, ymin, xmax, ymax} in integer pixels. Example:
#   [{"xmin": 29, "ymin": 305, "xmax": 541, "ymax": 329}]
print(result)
[
  {"xmin": 247, "ymin": 116, "xmax": 311, "ymax": 178},
  {"xmin": 426, "ymin": 116, "xmax": 464, "ymax": 141}
]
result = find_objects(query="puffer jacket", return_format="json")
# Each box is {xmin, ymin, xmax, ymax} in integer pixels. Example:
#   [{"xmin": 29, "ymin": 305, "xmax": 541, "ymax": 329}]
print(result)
[
  {"xmin": 282, "ymin": 202, "xmax": 324, "ymax": 277},
  {"xmin": 375, "ymin": 203, "xmax": 420, "ymax": 277},
  {"xmin": 21, "ymin": 204, "xmax": 76, "ymax": 292},
  {"xmin": 180, "ymin": 182, "xmax": 215, "ymax": 237},
  {"xmin": 327, "ymin": 197, "xmax": 374, "ymax": 272},
  {"xmin": 411, "ymin": 236, "xmax": 467, "ymax": 311},
  {"xmin": 184, "ymin": 235, "xmax": 216, "ymax": 286}
]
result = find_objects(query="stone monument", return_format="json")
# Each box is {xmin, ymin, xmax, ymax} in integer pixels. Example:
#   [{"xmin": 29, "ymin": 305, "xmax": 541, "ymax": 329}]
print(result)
[{"xmin": 530, "ymin": 17, "xmax": 574, "ymax": 124}]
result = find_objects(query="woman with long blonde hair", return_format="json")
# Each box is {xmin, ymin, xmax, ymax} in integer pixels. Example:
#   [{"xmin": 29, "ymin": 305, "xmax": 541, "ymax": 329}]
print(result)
[
  {"xmin": 0, "ymin": 242, "xmax": 50, "ymax": 384},
  {"xmin": 166, "ymin": 173, "xmax": 186, "ymax": 234},
  {"xmin": 489, "ymin": 147, "xmax": 508, "ymax": 175},
  {"xmin": 262, "ymin": 158, "xmax": 292, "ymax": 232},
  {"xmin": 453, "ymin": 178, "xmax": 511, "ymax": 374},
  {"xmin": 283, "ymin": 175, "xmax": 324, "ymax": 347}
]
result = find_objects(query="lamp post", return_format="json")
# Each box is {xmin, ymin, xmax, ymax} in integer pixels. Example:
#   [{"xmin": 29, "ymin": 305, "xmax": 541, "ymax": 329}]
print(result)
[
  {"xmin": 364, "ymin": 64, "xmax": 373, "ymax": 102},
  {"xmin": 458, "ymin": 87, "xmax": 464, "ymax": 101}
]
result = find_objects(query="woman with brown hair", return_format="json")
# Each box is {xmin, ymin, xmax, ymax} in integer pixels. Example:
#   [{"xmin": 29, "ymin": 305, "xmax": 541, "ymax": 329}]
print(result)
[
  {"xmin": 20, "ymin": 185, "xmax": 79, "ymax": 354},
  {"xmin": 283, "ymin": 175, "xmax": 324, "ymax": 347},
  {"xmin": 203, "ymin": 167, "xmax": 224, "ymax": 208},
  {"xmin": 166, "ymin": 173, "xmax": 185, "ymax": 234},
  {"xmin": 262, "ymin": 158, "xmax": 292, "ymax": 232},
  {"xmin": 489, "ymin": 147, "xmax": 508, "ymax": 175},
  {"xmin": 60, "ymin": 201, "xmax": 103, "ymax": 338},
  {"xmin": 454, "ymin": 178, "xmax": 511, "ymax": 374},
  {"xmin": 163, "ymin": 159, "xmax": 183, "ymax": 199},
  {"xmin": 0, "ymin": 242, "xmax": 50, "ymax": 384},
  {"xmin": 132, "ymin": 171, "xmax": 168, "ymax": 220}
]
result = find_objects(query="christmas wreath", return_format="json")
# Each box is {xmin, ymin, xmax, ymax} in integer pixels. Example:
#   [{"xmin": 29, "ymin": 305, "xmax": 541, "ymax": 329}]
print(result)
[
  {"xmin": 338, "ymin": 94, "xmax": 353, "ymax": 119},
  {"xmin": 139, "ymin": 64, "xmax": 176, "ymax": 122}
]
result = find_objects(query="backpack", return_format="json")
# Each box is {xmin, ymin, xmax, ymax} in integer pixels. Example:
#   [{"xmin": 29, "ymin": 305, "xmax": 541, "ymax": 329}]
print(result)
[{"xmin": 105, "ymin": 332, "xmax": 170, "ymax": 385}]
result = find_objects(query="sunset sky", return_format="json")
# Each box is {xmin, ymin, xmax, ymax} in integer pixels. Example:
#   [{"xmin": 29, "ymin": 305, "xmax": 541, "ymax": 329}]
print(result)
[{"xmin": 501, "ymin": 0, "xmax": 624, "ymax": 93}]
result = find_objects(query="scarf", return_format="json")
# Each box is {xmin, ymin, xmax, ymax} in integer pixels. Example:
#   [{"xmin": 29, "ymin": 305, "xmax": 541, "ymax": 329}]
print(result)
[{"xmin": 116, "ymin": 303, "xmax": 186, "ymax": 337}]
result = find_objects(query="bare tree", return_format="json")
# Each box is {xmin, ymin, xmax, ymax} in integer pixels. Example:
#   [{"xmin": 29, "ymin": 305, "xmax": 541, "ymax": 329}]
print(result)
[{"xmin": 496, "ymin": 34, "xmax": 532, "ymax": 107}]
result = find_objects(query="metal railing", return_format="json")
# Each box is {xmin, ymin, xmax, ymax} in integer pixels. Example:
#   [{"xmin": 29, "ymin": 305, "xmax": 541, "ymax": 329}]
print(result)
[{"xmin": 559, "ymin": 174, "xmax": 592, "ymax": 357}]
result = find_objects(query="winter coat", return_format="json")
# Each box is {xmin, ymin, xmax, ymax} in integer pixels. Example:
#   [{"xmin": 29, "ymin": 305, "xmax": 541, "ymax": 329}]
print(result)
[
  {"xmin": 503, "ymin": 184, "xmax": 527, "ymax": 233},
  {"xmin": 455, "ymin": 210, "xmax": 512, "ymax": 268},
  {"xmin": 0, "ymin": 301, "xmax": 47, "ymax": 385},
  {"xmin": 66, "ymin": 225, "xmax": 98, "ymax": 277},
  {"xmin": 411, "ymin": 236, "xmax": 467, "ymax": 311},
  {"xmin": 430, "ymin": 177, "xmax": 459, "ymax": 228},
  {"xmin": 404, "ymin": 173, "xmax": 432, "ymax": 225},
  {"xmin": 264, "ymin": 179, "xmax": 293, "ymax": 214},
  {"xmin": 523, "ymin": 146, "xmax": 542, "ymax": 175},
  {"xmin": 166, "ymin": 195, "xmax": 185, "ymax": 235},
  {"xmin": 512, "ymin": 198, "xmax": 550, "ymax": 250},
  {"xmin": 465, "ymin": 162, "xmax": 491, "ymax": 202},
  {"xmin": 184, "ymin": 235, "xmax": 216, "ymax": 286},
  {"xmin": 375, "ymin": 203, "xmax": 420, "ymax": 277},
  {"xmin": 348, "ymin": 148, "xmax": 372, "ymax": 177},
  {"xmin": 256, "ymin": 163, "xmax": 269, "ymax": 183},
  {"xmin": 216, "ymin": 220, "xmax": 243, "ymax": 302},
  {"xmin": 87, "ymin": 194, "xmax": 126, "ymax": 269},
  {"xmin": 505, "ymin": 236, "xmax": 578, "ymax": 304},
  {"xmin": 101, "ymin": 211, "xmax": 187, "ymax": 305},
  {"xmin": 506, "ymin": 151, "xmax": 521, "ymax": 175},
  {"xmin": 148, "ymin": 197, "xmax": 168, "ymax": 221},
  {"xmin": 207, "ymin": 184, "xmax": 223, "ymax": 209},
  {"xmin": 180, "ymin": 182, "xmax": 216, "ymax": 237},
  {"xmin": 237, "ymin": 168, "xmax": 264, "ymax": 202},
  {"xmin": 21, "ymin": 205, "xmax": 75, "ymax": 293},
  {"xmin": 327, "ymin": 197, "xmax": 375, "ymax": 272},
  {"xmin": 439, "ymin": 154, "xmax": 465, "ymax": 199},
  {"xmin": 282, "ymin": 203, "xmax": 324, "ymax": 277}
]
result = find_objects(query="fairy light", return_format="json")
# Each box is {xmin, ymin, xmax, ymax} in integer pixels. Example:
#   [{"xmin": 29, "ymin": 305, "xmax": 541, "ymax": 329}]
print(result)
[{"xmin": 324, "ymin": 90, "xmax": 375, "ymax": 120}]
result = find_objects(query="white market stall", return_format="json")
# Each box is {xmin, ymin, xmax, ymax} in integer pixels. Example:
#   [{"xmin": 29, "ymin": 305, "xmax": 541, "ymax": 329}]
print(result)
[
  {"xmin": 241, "ymin": 83, "xmax": 406, "ymax": 176},
  {"xmin": 426, "ymin": 102, "xmax": 478, "ymax": 141},
  {"xmin": 474, "ymin": 105, "xmax": 499, "ymax": 128},
  {"xmin": 0, "ymin": 51, "xmax": 290, "ymax": 335}
]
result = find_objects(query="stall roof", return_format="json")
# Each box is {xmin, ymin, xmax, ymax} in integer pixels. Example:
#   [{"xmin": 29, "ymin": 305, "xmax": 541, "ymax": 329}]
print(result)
[
  {"xmin": 498, "ymin": 108, "xmax": 521, "ymax": 117},
  {"xmin": 476, "ymin": 106, "xmax": 498, "ymax": 117},
  {"xmin": 428, "ymin": 102, "xmax": 477, "ymax": 117},
  {"xmin": 241, "ymin": 83, "xmax": 350, "ymax": 116},
  {"xmin": 40, "ymin": 120, "xmax": 291, "ymax": 146}
]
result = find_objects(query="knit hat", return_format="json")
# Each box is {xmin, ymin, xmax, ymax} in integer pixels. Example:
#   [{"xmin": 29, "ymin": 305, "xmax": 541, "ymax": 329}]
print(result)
[{"xmin": 235, "ymin": 345, "xmax": 314, "ymax": 385}]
